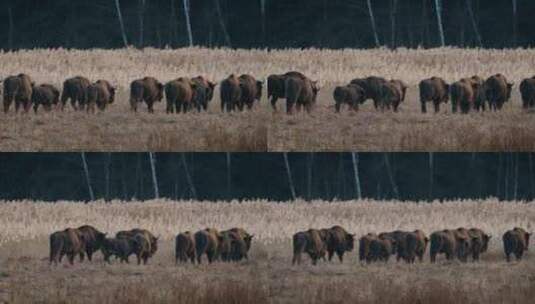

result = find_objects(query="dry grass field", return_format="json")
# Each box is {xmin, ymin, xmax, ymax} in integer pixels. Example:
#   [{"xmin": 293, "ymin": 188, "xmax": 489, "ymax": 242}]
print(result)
[
  {"xmin": 1, "ymin": 48, "xmax": 535, "ymax": 151},
  {"xmin": 0, "ymin": 199, "xmax": 534, "ymax": 303}
]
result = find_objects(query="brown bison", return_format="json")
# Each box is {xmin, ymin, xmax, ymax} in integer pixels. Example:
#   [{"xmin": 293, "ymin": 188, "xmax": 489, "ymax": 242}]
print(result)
[
  {"xmin": 519, "ymin": 76, "xmax": 535, "ymax": 109},
  {"xmin": 76, "ymin": 225, "xmax": 106, "ymax": 262},
  {"xmin": 129, "ymin": 77, "xmax": 164, "ymax": 113},
  {"xmin": 292, "ymin": 229, "xmax": 326, "ymax": 265},
  {"xmin": 49, "ymin": 228, "xmax": 85, "ymax": 265},
  {"xmin": 397, "ymin": 230, "xmax": 429, "ymax": 263},
  {"xmin": 228, "ymin": 227, "xmax": 254, "ymax": 252},
  {"xmin": 285, "ymin": 76, "xmax": 319, "ymax": 114},
  {"xmin": 503, "ymin": 227, "xmax": 531, "ymax": 262},
  {"xmin": 87, "ymin": 80, "xmax": 116, "ymax": 113},
  {"xmin": 333, "ymin": 84, "xmax": 365, "ymax": 112},
  {"xmin": 195, "ymin": 228, "xmax": 223, "ymax": 264},
  {"xmin": 101, "ymin": 237, "xmax": 138, "ymax": 263},
  {"xmin": 238, "ymin": 74, "xmax": 263, "ymax": 110},
  {"xmin": 485, "ymin": 74, "xmax": 513, "ymax": 111},
  {"xmin": 450, "ymin": 78, "xmax": 479, "ymax": 114},
  {"xmin": 419, "ymin": 77, "xmax": 449, "ymax": 113},
  {"xmin": 324, "ymin": 225, "xmax": 355, "ymax": 263},
  {"xmin": 175, "ymin": 231, "xmax": 196, "ymax": 264},
  {"xmin": 132, "ymin": 233, "xmax": 153, "ymax": 265},
  {"xmin": 31, "ymin": 84, "xmax": 60, "ymax": 113},
  {"xmin": 359, "ymin": 233, "xmax": 378, "ymax": 263},
  {"xmin": 369, "ymin": 236, "xmax": 396, "ymax": 262},
  {"xmin": 60, "ymin": 76, "xmax": 91, "ymax": 111},
  {"xmin": 350, "ymin": 76, "xmax": 388, "ymax": 109},
  {"xmin": 165, "ymin": 77, "xmax": 196, "ymax": 113},
  {"xmin": 469, "ymin": 75, "xmax": 487, "ymax": 111},
  {"xmin": 378, "ymin": 80, "xmax": 406, "ymax": 112},
  {"xmin": 191, "ymin": 76, "xmax": 216, "ymax": 112},
  {"xmin": 116, "ymin": 228, "xmax": 158, "ymax": 257},
  {"xmin": 465, "ymin": 227, "xmax": 491, "ymax": 261},
  {"xmin": 3, "ymin": 73, "xmax": 33, "ymax": 113},
  {"xmin": 220, "ymin": 230, "xmax": 249, "ymax": 262},
  {"xmin": 220, "ymin": 74, "xmax": 242, "ymax": 112},
  {"xmin": 267, "ymin": 71, "xmax": 307, "ymax": 110},
  {"xmin": 429, "ymin": 229, "xmax": 469, "ymax": 263}
]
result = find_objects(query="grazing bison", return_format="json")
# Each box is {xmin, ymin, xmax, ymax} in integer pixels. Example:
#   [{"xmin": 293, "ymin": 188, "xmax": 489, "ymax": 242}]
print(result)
[
  {"xmin": 430, "ymin": 229, "xmax": 469, "ymax": 263},
  {"xmin": 191, "ymin": 76, "xmax": 216, "ymax": 112},
  {"xmin": 129, "ymin": 77, "xmax": 164, "ymax": 113},
  {"xmin": 165, "ymin": 77, "xmax": 196, "ymax": 114},
  {"xmin": 519, "ymin": 76, "xmax": 535, "ymax": 109},
  {"xmin": 175, "ymin": 231, "xmax": 196, "ymax": 264},
  {"xmin": 450, "ymin": 78, "xmax": 479, "ymax": 114},
  {"xmin": 350, "ymin": 76, "xmax": 388, "ymax": 109},
  {"xmin": 116, "ymin": 228, "xmax": 158, "ymax": 257},
  {"xmin": 76, "ymin": 225, "xmax": 106, "ymax": 262},
  {"xmin": 359, "ymin": 233, "xmax": 378, "ymax": 263},
  {"xmin": 3, "ymin": 73, "xmax": 33, "ymax": 113},
  {"xmin": 194, "ymin": 228, "xmax": 222, "ymax": 264},
  {"xmin": 267, "ymin": 71, "xmax": 307, "ymax": 110},
  {"xmin": 324, "ymin": 226, "xmax": 354, "ymax": 263},
  {"xmin": 87, "ymin": 80, "xmax": 116, "ymax": 113},
  {"xmin": 419, "ymin": 77, "xmax": 449, "ymax": 113},
  {"xmin": 485, "ymin": 74, "xmax": 513, "ymax": 111},
  {"xmin": 503, "ymin": 227, "xmax": 531, "ymax": 262},
  {"xmin": 220, "ymin": 74, "xmax": 242, "ymax": 112},
  {"xmin": 49, "ymin": 228, "xmax": 85, "ymax": 265},
  {"xmin": 285, "ymin": 76, "xmax": 319, "ymax": 114},
  {"xmin": 31, "ymin": 84, "xmax": 60, "ymax": 113},
  {"xmin": 333, "ymin": 84, "xmax": 365, "ymax": 112},
  {"xmin": 238, "ymin": 74, "xmax": 263, "ymax": 110},
  {"xmin": 101, "ymin": 237, "xmax": 138, "ymax": 263},
  {"xmin": 61, "ymin": 76, "xmax": 91, "ymax": 111}
]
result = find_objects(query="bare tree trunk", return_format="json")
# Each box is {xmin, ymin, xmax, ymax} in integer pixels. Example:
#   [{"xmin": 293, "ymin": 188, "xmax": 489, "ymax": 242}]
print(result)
[
  {"xmin": 428, "ymin": 152, "xmax": 434, "ymax": 199},
  {"xmin": 351, "ymin": 152, "xmax": 362, "ymax": 200},
  {"xmin": 514, "ymin": 153, "xmax": 519, "ymax": 201},
  {"xmin": 260, "ymin": 0, "xmax": 266, "ymax": 45},
  {"xmin": 138, "ymin": 0, "xmax": 145, "ymax": 47},
  {"xmin": 181, "ymin": 153, "xmax": 197, "ymax": 199},
  {"xmin": 512, "ymin": 0, "xmax": 517, "ymax": 46},
  {"xmin": 114, "ymin": 0, "xmax": 129, "ymax": 47},
  {"xmin": 421, "ymin": 0, "xmax": 428, "ymax": 46},
  {"xmin": 390, "ymin": 0, "xmax": 398, "ymax": 48},
  {"xmin": 183, "ymin": 0, "xmax": 194, "ymax": 46},
  {"xmin": 505, "ymin": 153, "xmax": 510, "ymax": 200},
  {"xmin": 366, "ymin": 0, "xmax": 380, "ymax": 47},
  {"xmin": 121, "ymin": 156, "xmax": 128, "ymax": 200},
  {"xmin": 529, "ymin": 153, "xmax": 534, "ymax": 200},
  {"xmin": 307, "ymin": 153, "xmax": 313, "ymax": 200},
  {"xmin": 7, "ymin": 4, "xmax": 13, "ymax": 50},
  {"xmin": 105, "ymin": 153, "xmax": 111, "ymax": 201},
  {"xmin": 226, "ymin": 152, "xmax": 231, "ymax": 199},
  {"xmin": 466, "ymin": 0, "xmax": 482, "ymax": 47},
  {"xmin": 496, "ymin": 153, "xmax": 502, "ymax": 199},
  {"xmin": 214, "ymin": 0, "xmax": 231, "ymax": 47},
  {"xmin": 434, "ymin": 0, "xmax": 445, "ymax": 46},
  {"xmin": 148, "ymin": 152, "xmax": 159, "ymax": 199},
  {"xmin": 384, "ymin": 153, "xmax": 399, "ymax": 199},
  {"xmin": 283, "ymin": 153, "xmax": 296, "ymax": 200},
  {"xmin": 81, "ymin": 153, "xmax": 94, "ymax": 202}
]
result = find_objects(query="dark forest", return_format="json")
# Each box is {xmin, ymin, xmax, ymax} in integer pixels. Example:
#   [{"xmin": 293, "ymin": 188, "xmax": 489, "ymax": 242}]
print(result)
[
  {"xmin": 0, "ymin": 153, "xmax": 532, "ymax": 202},
  {"xmin": 0, "ymin": 0, "xmax": 533, "ymax": 50}
]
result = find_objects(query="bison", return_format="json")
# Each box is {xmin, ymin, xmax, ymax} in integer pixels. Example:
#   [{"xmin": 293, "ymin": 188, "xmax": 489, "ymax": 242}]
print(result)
[
  {"xmin": 267, "ymin": 71, "xmax": 307, "ymax": 111},
  {"xmin": 450, "ymin": 78, "xmax": 479, "ymax": 114},
  {"xmin": 238, "ymin": 74, "xmax": 263, "ymax": 110},
  {"xmin": 285, "ymin": 76, "xmax": 318, "ymax": 114},
  {"xmin": 333, "ymin": 84, "xmax": 365, "ymax": 112},
  {"xmin": 519, "ymin": 76, "xmax": 535, "ymax": 109},
  {"xmin": 369, "ymin": 237, "xmax": 396, "ymax": 262},
  {"xmin": 324, "ymin": 225, "xmax": 354, "ymax": 263},
  {"xmin": 194, "ymin": 228, "xmax": 222, "ymax": 264},
  {"xmin": 430, "ymin": 229, "xmax": 469, "ymax": 263},
  {"xmin": 49, "ymin": 228, "xmax": 85, "ymax": 266},
  {"xmin": 116, "ymin": 228, "xmax": 158, "ymax": 257},
  {"xmin": 350, "ymin": 76, "xmax": 388, "ymax": 109},
  {"xmin": 129, "ymin": 77, "xmax": 164, "ymax": 113},
  {"xmin": 87, "ymin": 80, "xmax": 115, "ymax": 113},
  {"xmin": 219, "ymin": 230, "xmax": 248, "ymax": 262},
  {"xmin": 292, "ymin": 229, "xmax": 326, "ymax": 265},
  {"xmin": 419, "ymin": 77, "xmax": 449, "ymax": 113},
  {"xmin": 175, "ymin": 231, "xmax": 196, "ymax": 264},
  {"xmin": 191, "ymin": 76, "xmax": 216, "ymax": 112},
  {"xmin": 469, "ymin": 75, "xmax": 487, "ymax": 111},
  {"xmin": 359, "ymin": 233, "xmax": 378, "ymax": 263},
  {"xmin": 485, "ymin": 74, "xmax": 513, "ymax": 111},
  {"xmin": 220, "ymin": 74, "xmax": 242, "ymax": 112},
  {"xmin": 76, "ymin": 225, "xmax": 106, "ymax": 262},
  {"xmin": 3, "ymin": 73, "xmax": 33, "ymax": 113},
  {"xmin": 503, "ymin": 227, "xmax": 531, "ymax": 262},
  {"xmin": 101, "ymin": 237, "xmax": 138, "ymax": 263},
  {"xmin": 378, "ymin": 80, "xmax": 406, "ymax": 112},
  {"xmin": 31, "ymin": 84, "xmax": 60, "ymax": 113},
  {"xmin": 60, "ymin": 76, "xmax": 91, "ymax": 111},
  {"xmin": 465, "ymin": 227, "xmax": 491, "ymax": 261},
  {"xmin": 397, "ymin": 230, "xmax": 428, "ymax": 263},
  {"xmin": 165, "ymin": 77, "xmax": 196, "ymax": 114}
]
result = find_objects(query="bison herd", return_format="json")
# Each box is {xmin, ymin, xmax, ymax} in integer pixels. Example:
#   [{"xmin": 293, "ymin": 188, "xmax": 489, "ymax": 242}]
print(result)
[
  {"xmin": 49, "ymin": 225, "xmax": 530, "ymax": 267},
  {"xmin": 4, "ymin": 72, "xmax": 535, "ymax": 115}
]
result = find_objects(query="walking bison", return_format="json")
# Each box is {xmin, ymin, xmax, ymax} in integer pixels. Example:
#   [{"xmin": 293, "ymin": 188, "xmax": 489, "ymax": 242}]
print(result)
[
  {"xmin": 430, "ymin": 229, "xmax": 470, "ymax": 263},
  {"xmin": 3, "ymin": 73, "xmax": 33, "ymax": 113},
  {"xmin": 333, "ymin": 84, "xmax": 365, "ymax": 112},
  {"xmin": 129, "ymin": 77, "xmax": 164, "ymax": 113},
  {"xmin": 419, "ymin": 77, "xmax": 449, "ymax": 113},
  {"xmin": 101, "ymin": 237, "xmax": 138, "ymax": 263},
  {"xmin": 267, "ymin": 71, "xmax": 307, "ymax": 111},
  {"xmin": 285, "ymin": 76, "xmax": 319, "ymax": 114},
  {"xmin": 350, "ymin": 76, "xmax": 388, "ymax": 109},
  {"xmin": 220, "ymin": 74, "xmax": 242, "ymax": 112},
  {"xmin": 49, "ymin": 228, "xmax": 85, "ymax": 266},
  {"xmin": 292, "ymin": 229, "xmax": 326, "ymax": 265},
  {"xmin": 87, "ymin": 80, "xmax": 115, "ymax": 113},
  {"xmin": 175, "ymin": 231, "xmax": 196, "ymax": 264},
  {"xmin": 485, "ymin": 74, "xmax": 513, "ymax": 111},
  {"xmin": 165, "ymin": 77, "xmax": 196, "ymax": 114},
  {"xmin": 450, "ymin": 78, "xmax": 480, "ymax": 114},
  {"xmin": 31, "ymin": 84, "xmax": 60, "ymax": 113},
  {"xmin": 61, "ymin": 76, "xmax": 91, "ymax": 111},
  {"xmin": 324, "ymin": 226, "xmax": 354, "ymax": 263},
  {"xmin": 195, "ymin": 228, "xmax": 223, "ymax": 264},
  {"xmin": 503, "ymin": 227, "xmax": 531, "ymax": 262},
  {"xmin": 191, "ymin": 76, "xmax": 216, "ymax": 112},
  {"xmin": 76, "ymin": 225, "xmax": 106, "ymax": 262},
  {"xmin": 238, "ymin": 74, "xmax": 263, "ymax": 110},
  {"xmin": 520, "ymin": 76, "xmax": 535, "ymax": 109}
]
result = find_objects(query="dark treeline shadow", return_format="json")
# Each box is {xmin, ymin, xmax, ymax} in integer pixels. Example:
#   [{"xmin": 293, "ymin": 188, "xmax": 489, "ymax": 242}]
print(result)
[{"xmin": 0, "ymin": 153, "xmax": 532, "ymax": 202}]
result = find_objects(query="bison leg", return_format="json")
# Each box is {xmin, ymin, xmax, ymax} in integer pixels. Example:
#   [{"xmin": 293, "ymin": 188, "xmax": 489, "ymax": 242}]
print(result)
[
  {"xmin": 33, "ymin": 103, "xmax": 39, "ymax": 114},
  {"xmin": 515, "ymin": 250, "xmax": 524, "ymax": 261},
  {"xmin": 79, "ymin": 252, "xmax": 85, "ymax": 262},
  {"xmin": 70, "ymin": 98, "xmax": 78, "ymax": 111},
  {"xmin": 3, "ymin": 98, "xmax": 12, "ymax": 113},
  {"xmin": 420, "ymin": 101, "xmax": 427, "ymax": 113},
  {"xmin": 68, "ymin": 253, "xmax": 75, "ymax": 265},
  {"xmin": 336, "ymin": 250, "xmax": 344, "ymax": 263},
  {"xmin": 270, "ymin": 97, "xmax": 279, "ymax": 111},
  {"xmin": 434, "ymin": 101, "xmax": 441, "ymax": 113},
  {"xmin": 147, "ymin": 101, "xmax": 155, "ymax": 113},
  {"xmin": 136, "ymin": 254, "xmax": 142, "ymax": 265},
  {"xmin": 327, "ymin": 250, "xmax": 334, "ymax": 261},
  {"xmin": 286, "ymin": 100, "xmax": 294, "ymax": 115}
]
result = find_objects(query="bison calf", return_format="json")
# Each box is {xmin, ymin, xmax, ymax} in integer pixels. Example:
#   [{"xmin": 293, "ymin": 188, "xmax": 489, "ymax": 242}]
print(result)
[{"xmin": 333, "ymin": 84, "xmax": 365, "ymax": 112}]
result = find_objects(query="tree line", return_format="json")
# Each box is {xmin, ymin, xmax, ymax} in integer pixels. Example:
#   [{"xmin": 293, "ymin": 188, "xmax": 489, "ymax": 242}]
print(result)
[
  {"xmin": 0, "ymin": 153, "xmax": 532, "ymax": 202},
  {"xmin": 0, "ymin": 1, "xmax": 533, "ymax": 50}
]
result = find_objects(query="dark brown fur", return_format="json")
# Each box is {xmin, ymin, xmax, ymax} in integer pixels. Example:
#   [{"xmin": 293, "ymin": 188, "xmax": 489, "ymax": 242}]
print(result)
[
  {"xmin": 397, "ymin": 230, "xmax": 428, "ymax": 263},
  {"xmin": 419, "ymin": 77, "xmax": 449, "ymax": 113},
  {"xmin": 220, "ymin": 74, "xmax": 242, "ymax": 112},
  {"xmin": 430, "ymin": 229, "xmax": 469, "ymax": 263},
  {"xmin": 359, "ymin": 233, "xmax": 377, "ymax": 263},
  {"xmin": 194, "ymin": 228, "xmax": 221, "ymax": 264},
  {"xmin": 3, "ymin": 73, "xmax": 33, "ymax": 113},
  {"xmin": 116, "ymin": 228, "xmax": 158, "ymax": 257},
  {"xmin": 31, "ymin": 84, "xmax": 60, "ymax": 113},
  {"xmin": 238, "ymin": 74, "xmax": 263, "ymax": 110},
  {"xmin": 49, "ymin": 228, "xmax": 85, "ymax": 266},
  {"xmin": 350, "ymin": 76, "xmax": 388, "ymax": 109},
  {"xmin": 60, "ymin": 76, "xmax": 91, "ymax": 111},
  {"xmin": 369, "ymin": 237, "xmax": 395, "ymax": 262},
  {"xmin": 469, "ymin": 75, "xmax": 487, "ymax": 111},
  {"xmin": 175, "ymin": 231, "xmax": 196, "ymax": 264},
  {"xmin": 191, "ymin": 76, "xmax": 216, "ymax": 112},
  {"xmin": 284, "ymin": 76, "xmax": 318, "ymax": 114},
  {"xmin": 129, "ymin": 77, "xmax": 164, "ymax": 113},
  {"xmin": 267, "ymin": 71, "xmax": 307, "ymax": 111},
  {"xmin": 485, "ymin": 74, "xmax": 513, "ymax": 111},
  {"xmin": 101, "ymin": 237, "xmax": 138, "ymax": 263},
  {"xmin": 519, "ymin": 76, "xmax": 535, "ymax": 109},
  {"xmin": 76, "ymin": 225, "xmax": 106, "ymax": 262},
  {"xmin": 333, "ymin": 84, "xmax": 365, "ymax": 112},
  {"xmin": 325, "ymin": 225, "xmax": 355, "ymax": 263},
  {"xmin": 165, "ymin": 77, "xmax": 196, "ymax": 114},
  {"xmin": 450, "ymin": 78, "xmax": 478, "ymax": 114},
  {"xmin": 503, "ymin": 227, "xmax": 531, "ymax": 262},
  {"xmin": 87, "ymin": 80, "xmax": 115, "ymax": 113}
]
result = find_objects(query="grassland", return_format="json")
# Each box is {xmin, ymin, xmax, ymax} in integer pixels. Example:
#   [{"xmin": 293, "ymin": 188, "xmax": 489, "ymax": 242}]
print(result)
[
  {"xmin": 0, "ymin": 199, "xmax": 534, "ymax": 303},
  {"xmin": 1, "ymin": 47, "xmax": 535, "ymax": 151}
]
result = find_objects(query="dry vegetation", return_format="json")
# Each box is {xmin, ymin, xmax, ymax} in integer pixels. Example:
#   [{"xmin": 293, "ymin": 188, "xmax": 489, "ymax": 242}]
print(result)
[
  {"xmin": 0, "ymin": 199, "xmax": 534, "ymax": 303},
  {"xmin": 1, "ymin": 47, "xmax": 535, "ymax": 151}
]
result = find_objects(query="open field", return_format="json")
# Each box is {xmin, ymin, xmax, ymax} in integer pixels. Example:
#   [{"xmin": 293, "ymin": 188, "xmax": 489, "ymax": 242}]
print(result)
[
  {"xmin": 1, "ymin": 199, "xmax": 534, "ymax": 303},
  {"xmin": 1, "ymin": 48, "xmax": 535, "ymax": 151}
]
